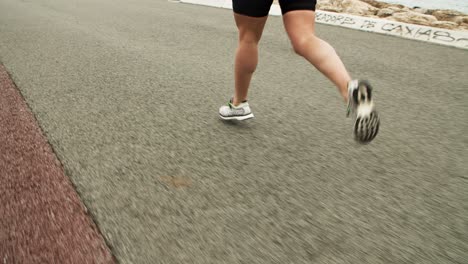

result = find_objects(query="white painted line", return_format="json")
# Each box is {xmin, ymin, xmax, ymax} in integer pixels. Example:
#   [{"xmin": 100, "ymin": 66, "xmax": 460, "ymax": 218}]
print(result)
[{"xmin": 179, "ymin": 0, "xmax": 468, "ymax": 49}]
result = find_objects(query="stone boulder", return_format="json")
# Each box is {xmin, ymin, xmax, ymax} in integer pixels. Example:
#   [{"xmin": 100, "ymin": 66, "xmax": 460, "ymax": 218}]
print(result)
[
  {"xmin": 412, "ymin": 7, "xmax": 428, "ymax": 15},
  {"xmin": 316, "ymin": 0, "xmax": 343, "ymax": 13},
  {"xmin": 358, "ymin": 0, "xmax": 391, "ymax": 9},
  {"xmin": 389, "ymin": 11, "xmax": 438, "ymax": 26},
  {"xmin": 430, "ymin": 21, "xmax": 459, "ymax": 30},
  {"xmin": 340, "ymin": 0, "xmax": 378, "ymax": 16},
  {"xmin": 376, "ymin": 7, "xmax": 403, "ymax": 17},
  {"xmin": 430, "ymin": 9, "xmax": 465, "ymax": 20},
  {"xmin": 316, "ymin": 3, "xmax": 343, "ymax": 13},
  {"xmin": 429, "ymin": 10, "xmax": 466, "ymax": 24},
  {"xmin": 459, "ymin": 23, "xmax": 468, "ymax": 31},
  {"xmin": 317, "ymin": 0, "xmax": 378, "ymax": 16},
  {"xmin": 315, "ymin": 0, "xmax": 468, "ymax": 31}
]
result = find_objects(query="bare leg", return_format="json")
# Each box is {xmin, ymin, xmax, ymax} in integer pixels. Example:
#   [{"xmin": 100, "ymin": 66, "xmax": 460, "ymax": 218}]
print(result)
[
  {"xmin": 232, "ymin": 13, "xmax": 268, "ymax": 106},
  {"xmin": 283, "ymin": 10, "xmax": 352, "ymax": 102}
]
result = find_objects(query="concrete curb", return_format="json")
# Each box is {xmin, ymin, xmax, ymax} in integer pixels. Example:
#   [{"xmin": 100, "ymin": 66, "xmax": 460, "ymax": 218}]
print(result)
[{"xmin": 179, "ymin": 0, "xmax": 468, "ymax": 50}]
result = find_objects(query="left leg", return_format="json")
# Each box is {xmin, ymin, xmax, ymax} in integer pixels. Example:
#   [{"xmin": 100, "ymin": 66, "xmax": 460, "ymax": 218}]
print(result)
[
  {"xmin": 279, "ymin": 1, "xmax": 380, "ymax": 143},
  {"xmin": 281, "ymin": 9, "xmax": 351, "ymax": 101}
]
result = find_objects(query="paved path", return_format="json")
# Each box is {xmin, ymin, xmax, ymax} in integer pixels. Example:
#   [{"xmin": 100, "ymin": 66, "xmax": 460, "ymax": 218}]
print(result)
[
  {"xmin": 0, "ymin": 0, "xmax": 467, "ymax": 263},
  {"xmin": 0, "ymin": 65, "xmax": 114, "ymax": 263}
]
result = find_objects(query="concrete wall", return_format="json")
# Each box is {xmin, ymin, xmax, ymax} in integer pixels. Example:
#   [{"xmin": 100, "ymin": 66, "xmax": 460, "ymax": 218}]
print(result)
[{"xmin": 179, "ymin": 0, "xmax": 468, "ymax": 50}]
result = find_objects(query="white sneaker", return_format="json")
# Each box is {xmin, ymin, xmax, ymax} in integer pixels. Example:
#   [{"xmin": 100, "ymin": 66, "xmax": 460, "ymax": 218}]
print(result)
[
  {"xmin": 219, "ymin": 99, "xmax": 254, "ymax": 121},
  {"xmin": 347, "ymin": 80, "xmax": 380, "ymax": 143}
]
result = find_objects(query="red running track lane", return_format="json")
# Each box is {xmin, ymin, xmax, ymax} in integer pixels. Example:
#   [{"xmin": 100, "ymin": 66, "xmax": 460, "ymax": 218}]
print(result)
[{"xmin": 0, "ymin": 64, "xmax": 115, "ymax": 263}]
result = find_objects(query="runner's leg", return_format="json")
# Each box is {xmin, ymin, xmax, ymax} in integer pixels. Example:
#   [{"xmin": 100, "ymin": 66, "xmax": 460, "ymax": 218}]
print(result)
[
  {"xmin": 232, "ymin": 13, "xmax": 268, "ymax": 106},
  {"xmin": 282, "ymin": 10, "xmax": 352, "ymax": 102}
]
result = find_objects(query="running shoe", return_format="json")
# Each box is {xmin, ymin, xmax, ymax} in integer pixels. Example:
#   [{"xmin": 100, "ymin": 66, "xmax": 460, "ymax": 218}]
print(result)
[
  {"xmin": 219, "ymin": 99, "xmax": 254, "ymax": 121},
  {"xmin": 347, "ymin": 80, "xmax": 380, "ymax": 143}
]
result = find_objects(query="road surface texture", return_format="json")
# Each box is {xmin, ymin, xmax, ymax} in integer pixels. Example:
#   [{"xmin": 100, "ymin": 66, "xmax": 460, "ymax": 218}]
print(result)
[
  {"xmin": 0, "ymin": 64, "xmax": 114, "ymax": 263},
  {"xmin": 0, "ymin": 0, "xmax": 467, "ymax": 263}
]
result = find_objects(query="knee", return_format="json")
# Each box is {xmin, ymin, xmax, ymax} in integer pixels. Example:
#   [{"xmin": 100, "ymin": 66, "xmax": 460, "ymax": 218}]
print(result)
[
  {"xmin": 239, "ymin": 33, "xmax": 260, "ymax": 47},
  {"xmin": 290, "ymin": 35, "xmax": 321, "ymax": 57}
]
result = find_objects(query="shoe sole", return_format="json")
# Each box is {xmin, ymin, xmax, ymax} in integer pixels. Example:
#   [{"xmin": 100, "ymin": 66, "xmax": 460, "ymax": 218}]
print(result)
[
  {"xmin": 354, "ymin": 110, "xmax": 380, "ymax": 143},
  {"xmin": 219, "ymin": 113, "xmax": 254, "ymax": 121},
  {"xmin": 352, "ymin": 80, "xmax": 380, "ymax": 143}
]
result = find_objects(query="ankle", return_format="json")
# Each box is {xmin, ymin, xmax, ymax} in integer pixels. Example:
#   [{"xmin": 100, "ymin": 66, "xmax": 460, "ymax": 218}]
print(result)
[
  {"xmin": 342, "ymin": 79, "xmax": 354, "ymax": 102},
  {"xmin": 232, "ymin": 98, "xmax": 247, "ymax": 106}
]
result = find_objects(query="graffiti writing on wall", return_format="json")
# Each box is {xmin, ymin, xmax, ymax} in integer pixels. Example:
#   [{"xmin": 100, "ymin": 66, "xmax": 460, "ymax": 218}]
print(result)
[
  {"xmin": 315, "ymin": 13, "xmax": 357, "ymax": 26},
  {"xmin": 316, "ymin": 13, "xmax": 468, "ymax": 48}
]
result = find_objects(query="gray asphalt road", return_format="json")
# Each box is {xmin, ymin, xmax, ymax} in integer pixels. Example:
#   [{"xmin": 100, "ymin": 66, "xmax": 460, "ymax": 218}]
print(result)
[{"xmin": 1, "ymin": 0, "xmax": 467, "ymax": 263}]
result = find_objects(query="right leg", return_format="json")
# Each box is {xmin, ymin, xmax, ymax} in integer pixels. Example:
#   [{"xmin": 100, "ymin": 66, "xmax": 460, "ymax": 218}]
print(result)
[
  {"xmin": 281, "ymin": 9, "xmax": 379, "ymax": 143},
  {"xmin": 232, "ymin": 13, "xmax": 268, "ymax": 106},
  {"xmin": 219, "ymin": 0, "xmax": 271, "ymax": 120}
]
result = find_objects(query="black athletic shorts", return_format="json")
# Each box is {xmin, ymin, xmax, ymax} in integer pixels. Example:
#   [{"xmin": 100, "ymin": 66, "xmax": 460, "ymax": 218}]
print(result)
[{"xmin": 233, "ymin": 0, "xmax": 316, "ymax": 17}]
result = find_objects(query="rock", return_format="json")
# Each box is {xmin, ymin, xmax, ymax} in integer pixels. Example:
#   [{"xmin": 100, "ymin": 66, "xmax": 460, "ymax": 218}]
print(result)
[
  {"xmin": 359, "ymin": 0, "xmax": 391, "ymax": 9},
  {"xmin": 317, "ymin": 0, "xmax": 378, "ymax": 16},
  {"xmin": 316, "ymin": 0, "xmax": 468, "ymax": 31},
  {"xmin": 377, "ymin": 7, "xmax": 396, "ymax": 17},
  {"xmin": 316, "ymin": 1, "xmax": 343, "ymax": 12},
  {"xmin": 317, "ymin": 4, "xmax": 343, "ymax": 13},
  {"xmin": 431, "ymin": 10, "xmax": 466, "ymax": 21},
  {"xmin": 412, "ymin": 7, "xmax": 428, "ymax": 14},
  {"xmin": 340, "ymin": 0, "xmax": 378, "ymax": 16},
  {"xmin": 430, "ymin": 21, "xmax": 459, "ymax": 30},
  {"xmin": 389, "ymin": 5, "xmax": 408, "ymax": 11},
  {"xmin": 389, "ymin": 11, "xmax": 438, "ymax": 26},
  {"xmin": 459, "ymin": 23, "xmax": 468, "ymax": 31},
  {"xmin": 452, "ymin": 16, "xmax": 464, "ymax": 24}
]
